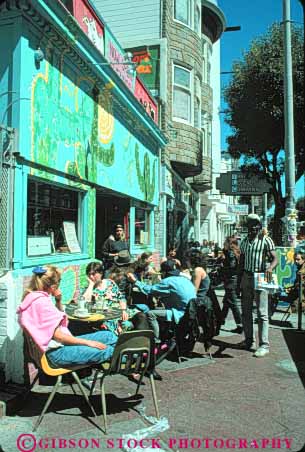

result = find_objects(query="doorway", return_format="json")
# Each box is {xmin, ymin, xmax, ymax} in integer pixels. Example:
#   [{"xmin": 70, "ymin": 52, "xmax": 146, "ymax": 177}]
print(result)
[{"xmin": 95, "ymin": 191, "xmax": 130, "ymax": 260}]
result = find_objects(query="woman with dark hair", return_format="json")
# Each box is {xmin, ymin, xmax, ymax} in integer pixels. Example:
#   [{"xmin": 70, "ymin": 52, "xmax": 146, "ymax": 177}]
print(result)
[
  {"xmin": 221, "ymin": 237, "xmax": 243, "ymax": 334},
  {"xmin": 161, "ymin": 246, "xmax": 181, "ymax": 269},
  {"xmin": 82, "ymin": 261, "xmax": 105, "ymax": 302},
  {"xmin": 189, "ymin": 252, "xmax": 215, "ymax": 352}
]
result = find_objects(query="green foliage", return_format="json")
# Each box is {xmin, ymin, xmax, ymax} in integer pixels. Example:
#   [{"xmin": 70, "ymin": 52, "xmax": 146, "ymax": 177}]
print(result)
[{"xmin": 224, "ymin": 23, "xmax": 304, "ymax": 244}]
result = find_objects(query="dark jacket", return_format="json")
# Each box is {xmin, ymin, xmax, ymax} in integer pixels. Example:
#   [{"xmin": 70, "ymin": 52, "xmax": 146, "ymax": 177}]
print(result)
[
  {"xmin": 101, "ymin": 237, "xmax": 129, "ymax": 267},
  {"xmin": 222, "ymin": 250, "xmax": 239, "ymax": 281}
]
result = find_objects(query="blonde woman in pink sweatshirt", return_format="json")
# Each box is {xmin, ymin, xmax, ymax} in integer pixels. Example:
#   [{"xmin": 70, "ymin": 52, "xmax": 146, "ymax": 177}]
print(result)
[{"xmin": 17, "ymin": 265, "xmax": 117, "ymax": 367}]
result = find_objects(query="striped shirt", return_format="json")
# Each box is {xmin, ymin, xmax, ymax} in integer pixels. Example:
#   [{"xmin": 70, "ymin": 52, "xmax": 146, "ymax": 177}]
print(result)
[{"xmin": 240, "ymin": 235, "xmax": 275, "ymax": 272}]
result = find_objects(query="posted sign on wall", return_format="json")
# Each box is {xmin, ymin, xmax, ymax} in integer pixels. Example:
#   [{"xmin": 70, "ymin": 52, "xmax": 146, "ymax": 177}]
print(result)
[{"xmin": 228, "ymin": 204, "xmax": 249, "ymax": 215}]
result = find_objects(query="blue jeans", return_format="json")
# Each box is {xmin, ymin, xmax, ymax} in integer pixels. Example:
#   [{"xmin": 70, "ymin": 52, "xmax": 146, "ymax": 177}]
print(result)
[
  {"xmin": 46, "ymin": 331, "xmax": 118, "ymax": 367},
  {"xmin": 241, "ymin": 273, "xmax": 269, "ymax": 349}
]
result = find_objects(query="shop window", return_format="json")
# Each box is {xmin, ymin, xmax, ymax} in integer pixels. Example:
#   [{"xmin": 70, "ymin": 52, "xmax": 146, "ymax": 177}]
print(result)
[
  {"xmin": 173, "ymin": 65, "xmax": 192, "ymax": 124},
  {"xmin": 174, "ymin": 0, "xmax": 191, "ymax": 27},
  {"xmin": 27, "ymin": 179, "xmax": 83, "ymax": 256},
  {"xmin": 134, "ymin": 207, "xmax": 151, "ymax": 246}
]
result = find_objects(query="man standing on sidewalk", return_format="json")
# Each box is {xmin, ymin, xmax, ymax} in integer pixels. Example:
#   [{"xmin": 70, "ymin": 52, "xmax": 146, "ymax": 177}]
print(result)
[{"xmin": 238, "ymin": 214, "xmax": 278, "ymax": 357}]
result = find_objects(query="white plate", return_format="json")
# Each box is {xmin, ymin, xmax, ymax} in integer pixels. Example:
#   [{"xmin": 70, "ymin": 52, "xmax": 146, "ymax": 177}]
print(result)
[{"xmin": 74, "ymin": 311, "xmax": 90, "ymax": 319}]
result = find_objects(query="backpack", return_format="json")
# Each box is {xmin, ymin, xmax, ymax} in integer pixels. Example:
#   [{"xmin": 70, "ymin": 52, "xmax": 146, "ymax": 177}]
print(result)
[{"xmin": 177, "ymin": 295, "xmax": 219, "ymax": 354}]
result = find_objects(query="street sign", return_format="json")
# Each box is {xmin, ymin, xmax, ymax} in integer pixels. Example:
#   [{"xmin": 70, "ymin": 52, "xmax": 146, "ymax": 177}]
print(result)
[
  {"xmin": 228, "ymin": 204, "xmax": 249, "ymax": 215},
  {"xmin": 216, "ymin": 171, "xmax": 272, "ymax": 195}
]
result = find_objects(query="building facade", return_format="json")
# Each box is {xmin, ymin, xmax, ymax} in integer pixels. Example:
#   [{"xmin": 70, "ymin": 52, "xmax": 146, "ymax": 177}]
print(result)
[
  {"xmin": 0, "ymin": 0, "xmax": 165, "ymax": 382},
  {"xmin": 93, "ymin": 0, "xmax": 226, "ymax": 257}
]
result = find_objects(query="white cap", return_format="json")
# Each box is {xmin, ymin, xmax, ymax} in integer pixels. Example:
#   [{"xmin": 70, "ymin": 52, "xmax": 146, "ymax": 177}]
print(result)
[{"xmin": 247, "ymin": 213, "xmax": 261, "ymax": 223}]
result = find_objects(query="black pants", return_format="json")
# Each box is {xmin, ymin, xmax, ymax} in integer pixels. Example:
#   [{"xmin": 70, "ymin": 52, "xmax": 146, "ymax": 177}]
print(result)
[{"xmin": 222, "ymin": 277, "xmax": 242, "ymax": 326}]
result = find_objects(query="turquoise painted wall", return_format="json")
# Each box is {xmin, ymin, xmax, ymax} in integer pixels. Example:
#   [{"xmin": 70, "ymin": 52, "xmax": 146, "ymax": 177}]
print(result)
[{"xmin": 20, "ymin": 38, "xmax": 159, "ymax": 206}]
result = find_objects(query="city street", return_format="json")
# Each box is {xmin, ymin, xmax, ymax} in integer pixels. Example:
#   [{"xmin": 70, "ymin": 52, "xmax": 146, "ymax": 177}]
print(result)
[{"xmin": 1, "ymin": 290, "xmax": 304, "ymax": 452}]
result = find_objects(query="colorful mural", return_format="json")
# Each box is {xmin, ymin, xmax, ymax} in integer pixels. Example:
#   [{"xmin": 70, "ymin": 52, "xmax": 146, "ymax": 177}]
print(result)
[
  {"xmin": 30, "ymin": 48, "xmax": 159, "ymax": 205},
  {"xmin": 20, "ymin": 261, "xmax": 93, "ymax": 305},
  {"xmin": 275, "ymin": 247, "xmax": 297, "ymax": 288},
  {"xmin": 135, "ymin": 144, "xmax": 156, "ymax": 203}
]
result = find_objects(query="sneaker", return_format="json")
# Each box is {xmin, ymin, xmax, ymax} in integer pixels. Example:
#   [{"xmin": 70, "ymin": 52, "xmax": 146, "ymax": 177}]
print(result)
[
  {"xmin": 238, "ymin": 340, "xmax": 256, "ymax": 352},
  {"xmin": 253, "ymin": 348, "xmax": 269, "ymax": 358},
  {"xmin": 231, "ymin": 326, "xmax": 243, "ymax": 334}
]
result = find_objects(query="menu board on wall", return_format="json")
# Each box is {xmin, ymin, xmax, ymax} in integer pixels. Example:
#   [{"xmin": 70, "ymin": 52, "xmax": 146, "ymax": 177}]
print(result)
[
  {"xmin": 27, "ymin": 236, "xmax": 52, "ymax": 256},
  {"xmin": 63, "ymin": 221, "xmax": 81, "ymax": 253}
]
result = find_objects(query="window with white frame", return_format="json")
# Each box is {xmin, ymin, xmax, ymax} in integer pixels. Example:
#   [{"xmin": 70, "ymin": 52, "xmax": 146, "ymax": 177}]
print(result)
[
  {"xmin": 134, "ymin": 207, "xmax": 151, "ymax": 245},
  {"xmin": 27, "ymin": 178, "xmax": 84, "ymax": 255},
  {"xmin": 173, "ymin": 65, "xmax": 192, "ymax": 123},
  {"xmin": 174, "ymin": 0, "xmax": 191, "ymax": 27}
]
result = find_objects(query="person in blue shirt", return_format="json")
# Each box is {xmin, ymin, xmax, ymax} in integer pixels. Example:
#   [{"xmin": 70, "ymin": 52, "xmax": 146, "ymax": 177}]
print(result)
[{"xmin": 127, "ymin": 259, "xmax": 196, "ymax": 339}]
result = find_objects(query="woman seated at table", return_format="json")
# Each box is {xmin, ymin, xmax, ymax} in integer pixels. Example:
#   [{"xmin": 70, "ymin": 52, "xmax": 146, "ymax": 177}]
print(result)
[
  {"xmin": 17, "ymin": 265, "xmax": 118, "ymax": 367},
  {"xmin": 161, "ymin": 246, "xmax": 182, "ymax": 269},
  {"xmin": 93, "ymin": 268, "xmax": 159, "ymax": 338},
  {"xmin": 136, "ymin": 252, "xmax": 159, "ymax": 281},
  {"xmin": 82, "ymin": 261, "xmax": 105, "ymax": 303},
  {"xmin": 92, "ymin": 267, "xmax": 129, "ymax": 321}
]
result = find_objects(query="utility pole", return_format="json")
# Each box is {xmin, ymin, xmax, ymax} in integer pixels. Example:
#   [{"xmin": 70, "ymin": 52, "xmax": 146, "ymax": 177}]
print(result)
[
  {"xmin": 283, "ymin": 0, "xmax": 297, "ymax": 246},
  {"xmin": 262, "ymin": 193, "xmax": 268, "ymax": 229}
]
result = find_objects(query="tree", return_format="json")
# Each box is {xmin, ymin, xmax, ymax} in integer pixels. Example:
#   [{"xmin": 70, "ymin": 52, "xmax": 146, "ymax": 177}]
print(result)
[{"xmin": 224, "ymin": 23, "xmax": 304, "ymax": 245}]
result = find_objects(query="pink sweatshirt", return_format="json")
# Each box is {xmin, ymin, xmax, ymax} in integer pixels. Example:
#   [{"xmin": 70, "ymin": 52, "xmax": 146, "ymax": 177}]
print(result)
[{"xmin": 17, "ymin": 291, "xmax": 71, "ymax": 352}]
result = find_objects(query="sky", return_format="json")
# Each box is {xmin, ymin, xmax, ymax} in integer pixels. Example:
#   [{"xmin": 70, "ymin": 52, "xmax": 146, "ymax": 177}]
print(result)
[{"xmin": 218, "ymin": 0, "xmax": 304, "ymax": 150}]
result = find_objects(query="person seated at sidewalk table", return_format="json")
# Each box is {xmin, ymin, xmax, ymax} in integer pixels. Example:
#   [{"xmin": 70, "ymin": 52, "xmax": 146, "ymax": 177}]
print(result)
[
  {"xmin": 161, "ymin": 246, "xmax": 182, "ymax": 269},
  {"xmin": 17, "ymin": 265, "xmax": 117, "ymax": 367},
  {"xmin": 82, "ymin": 261, "xmax": 105, "ymax": 303},
  {"xmin": 93, "ymin": 268, "xmax": 159, "ymax": 339},
  {"xmin": 105, "ymin": 250, "xmax": 134, "ymax": 301},
  {"xmin": 126, "ymin": 259, "xmax": 196, "ymax": 339},
  {"xmin": 92, "ymin": 267, "xmax": 129, "ymax": 321},
  {"xmin": 135, "ymin": 252, "xmax": 160, "ymax": 283}
]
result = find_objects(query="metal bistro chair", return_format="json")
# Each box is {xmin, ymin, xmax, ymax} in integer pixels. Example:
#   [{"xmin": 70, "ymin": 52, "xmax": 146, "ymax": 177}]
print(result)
[
  {"xmin": 89, "ymin": 330, "xmax": 159, "ymax": 433},
  {"xmin": 23, "ymin": 330, "xmax": 97, "ymax": 432}
]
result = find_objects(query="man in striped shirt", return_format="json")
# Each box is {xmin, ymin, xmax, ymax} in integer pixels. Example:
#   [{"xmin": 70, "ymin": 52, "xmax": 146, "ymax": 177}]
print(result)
[{"xmin": 239, "ymin": 214, "xmax": 278, "ymax": 357}]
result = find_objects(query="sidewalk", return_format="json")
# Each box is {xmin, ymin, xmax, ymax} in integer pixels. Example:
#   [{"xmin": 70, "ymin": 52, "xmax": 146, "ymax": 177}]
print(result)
[{"xmin": 0, "ymin": 291, "xmax": 305, "ymax": 452}]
